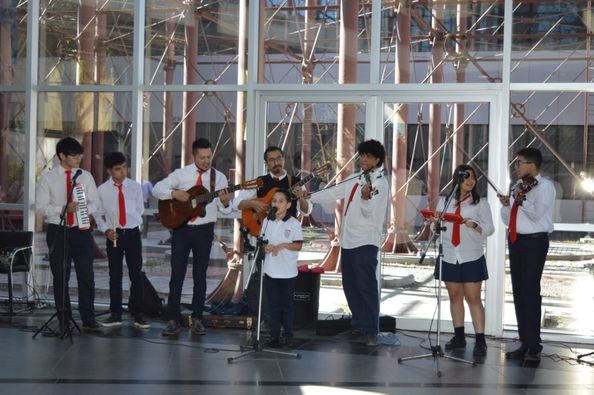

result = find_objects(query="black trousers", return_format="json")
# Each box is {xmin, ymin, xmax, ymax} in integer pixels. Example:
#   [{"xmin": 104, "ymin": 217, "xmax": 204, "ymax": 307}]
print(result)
[
  {"xmin": 167, "ymin": 223, "xmax": 214, "ymax": 321},
  {"xmin": 106, "ymin": 227, "xmax": 144, "ymax": 316},
  {"xmin": 46, "ymin": 224, "xmax": 95, "ymax": 324},
  {"xmin": 508, "ymin": 233, "xmax": 549, "ymax": 351},
  {"xmin": 264, "ymin": 274, "xmax": 297, "ymax": 339},
  {"xmin": 341, "ymin": 245, "xmax": 380, "ymax": 335}
]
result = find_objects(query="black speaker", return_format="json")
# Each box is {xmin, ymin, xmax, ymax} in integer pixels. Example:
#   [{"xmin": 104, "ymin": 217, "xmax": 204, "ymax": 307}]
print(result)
[
  {"xmin": 316, "ymin": 315, "xmax": 396, "ymax": 336},
  {"xmin": 128, "ymin": 272, "xmax": 164, "ymax": 317}
]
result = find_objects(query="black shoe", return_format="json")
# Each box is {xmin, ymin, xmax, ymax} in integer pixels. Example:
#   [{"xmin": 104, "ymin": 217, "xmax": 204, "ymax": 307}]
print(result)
[
  {"xmin": 192, "ymin": 319, "xmax": 206, "ymax": 335},
  {"xmin": 445, "ymin": 336, "xmax": 466, "ymax": 350},
  {"xmin": 473, "ymin": 342, "xmax": 488, "ymax": 357},
  {"xmin": 524, "ymin": 348, "xmax": 541, "ymax": 362},
  {"xmin": 264, "ymin": 336, "xmax": 282, "ymax": 348},
  {"xmin": 337, "ymin": 329, "xmax": 363, "ymax": 341},
  {"xmin": 133, "ymin": 315, "xmax": 150, "ymax": 329},
  {"xmin": 82, "ymin": 320, "xmax": 103, "ymax": 333},
  {"xmin": 101, "ymin": 314, "xmax": 122, "ymax": 327},
  {"xmin": 162, "ymin": 320, "xmax": 181, "ymax": 337},
  {"xmin": 505, "ymin": 343, "xmax": 528, "ymax": 359},
  {"xmin": 365, "ymin": 333, "xmax": 379, "ymax": 347},
  {"xmin": 283, "ymin": 337, "xmax": 295, "ymax": 349}
]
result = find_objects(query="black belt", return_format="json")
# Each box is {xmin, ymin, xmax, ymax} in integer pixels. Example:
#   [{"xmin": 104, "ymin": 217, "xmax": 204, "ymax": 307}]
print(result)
[
  {"xmin": 49, "ymin": 224, "xmax": 87, "ymax": 231},
  {"xmin": 184, "ymin": 223, "xmax": 214, "ymax": 228},
  {"xmin": 516, "ymin": 232, "xmax": 548, "ymax": 239},
  {"xmin": 116, "ymin": 227, "xmax": 139, "ymax": 234}
]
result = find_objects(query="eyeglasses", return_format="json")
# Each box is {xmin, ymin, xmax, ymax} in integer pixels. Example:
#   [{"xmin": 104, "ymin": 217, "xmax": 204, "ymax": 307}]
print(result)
[
  {"xmin": 266, "ymin": 156, "xmax": 283, "ymax": 164},
  {"xmin": 514, "ymin": 160, "xmax": 533, "ymax": 167}
]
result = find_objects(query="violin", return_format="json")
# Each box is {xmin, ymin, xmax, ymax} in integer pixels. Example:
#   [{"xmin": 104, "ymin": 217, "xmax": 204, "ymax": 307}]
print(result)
[
  {"xmin": 362, "ymin": 170, "xmax": 379, "ymax": 199},
  {"xmin": 510, "ymin": 175, "xmax": 538, "ymax": 206}
]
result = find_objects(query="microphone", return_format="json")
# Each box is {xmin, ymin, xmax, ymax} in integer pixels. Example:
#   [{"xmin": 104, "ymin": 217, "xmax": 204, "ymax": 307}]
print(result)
[
  {"xmin": 267, "ymin": 206, "xmax": 278, "ymax": 220},
  {"xmin": 457, "ymin": 170, "xmax": 470, "ymax": 180},
  {"xmin": 71, "ymin": 169, "xmax": 83, "ymax": 185}
]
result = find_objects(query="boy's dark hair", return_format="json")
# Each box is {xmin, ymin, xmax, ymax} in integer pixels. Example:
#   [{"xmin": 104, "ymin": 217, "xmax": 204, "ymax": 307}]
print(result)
[
  {"xmin": 264, "ymin": 146, "xmax": 283, "ymax": 162},
  {"xmin": 274, "ymin": 188, "xmax": 292, "ymax": 203},
  {"xmin": 357, "ymin": 139, "xmax": 386, "ymax": 167},
  {"xmin": 56, "ymin": 137, "xmax": 83, "ymax": 159},
  {"xmin": 104, "ymin": 152, "xmax": 127, "ymax": 170},
  {"xmin": 192, "ymin": 138, "xmax": 212, "ymax": 154},
  {"xmin": 516, "ymin": 147, "xmax": 543, "ymax": 170},
  {"xmin": 450, "ymin": 164, "xmax": 480, "ymax": 204}
]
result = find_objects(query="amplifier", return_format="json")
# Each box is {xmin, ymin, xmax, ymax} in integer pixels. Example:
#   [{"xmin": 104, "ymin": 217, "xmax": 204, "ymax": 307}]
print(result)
[{"xmin": 185, "ymin": 314, "xmax": 256, "ymax": 330}]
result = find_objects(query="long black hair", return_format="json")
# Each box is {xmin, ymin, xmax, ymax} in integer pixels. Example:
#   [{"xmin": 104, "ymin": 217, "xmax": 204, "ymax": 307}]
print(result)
[{"xmin": 450, "ymin": 164, "xmax": 480, "ymax": 204}]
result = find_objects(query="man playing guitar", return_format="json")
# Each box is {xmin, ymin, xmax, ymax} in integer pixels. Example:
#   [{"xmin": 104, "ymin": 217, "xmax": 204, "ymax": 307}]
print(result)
[
  {"xmin": 232, "ymin": 146, "xmax": 312, "ymax": 229},
  {"xmin": 152, "ymin": 138, "xmax": 231, "ymax": 337}
]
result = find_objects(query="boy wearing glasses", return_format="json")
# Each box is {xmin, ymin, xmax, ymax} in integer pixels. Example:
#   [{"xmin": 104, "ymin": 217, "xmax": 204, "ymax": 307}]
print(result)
[
  {"xmin": 499, "ymin": 147, "xmax": 556, "ymax": 363},
  {"xmin": 35, "ymin": 137, "xmax": 102, "ymax": 333}
]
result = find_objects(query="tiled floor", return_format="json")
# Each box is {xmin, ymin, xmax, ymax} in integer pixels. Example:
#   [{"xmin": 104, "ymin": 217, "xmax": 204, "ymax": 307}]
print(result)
[{"xmin": 0, "ymin": 310, "xmax": 593, "ymax": 395}]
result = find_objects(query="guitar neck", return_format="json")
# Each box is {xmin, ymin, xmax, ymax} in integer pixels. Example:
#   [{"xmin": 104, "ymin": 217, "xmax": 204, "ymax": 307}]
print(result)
[
  {"xmin": 293, "ymin": 172, "xmax": 316, "ymax": 189},
  {"xmin": 196, "ymin": 183, "xmax": 242, "ymax": 203}
]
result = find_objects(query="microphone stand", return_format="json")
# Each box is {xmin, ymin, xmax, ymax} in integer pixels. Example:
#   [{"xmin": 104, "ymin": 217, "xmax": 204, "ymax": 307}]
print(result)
[
  {"xmin": 33, "ymin": 172, "xmax": 81, "ymax": 342},
  {"xmin": 398, "ymin": 180, "xmax": 475, "ymax": 376},
  {"xmin": 228, "ymin": 214, "xmax": 301, "ymax": 362}
]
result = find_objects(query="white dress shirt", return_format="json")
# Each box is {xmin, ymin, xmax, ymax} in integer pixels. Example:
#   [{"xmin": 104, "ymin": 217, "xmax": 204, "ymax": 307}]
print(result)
[
  {"xmin": 95, "ymin": 177, "xmax": 144, "ymax": 233},
  {"xmin": 35, "ymin": 165, "xmax": 100, "ymax": 227},
  {"xmin": 232, "ymin": 170, "xmax": 313, "ymax": 215},
  {"xmin": 309, "ymin": 166, "xmax": 389, "ymax": 249},
  {"xmin": 500, "ymin": 174, "xmax": 556, "ymax": 234},
  {"xmin": 261, "ymin": 215, "xmax": 303, "ymax": 279},
  {"xmin": 437, "ymin": 196, "xmax": 494, "ymax": 264},
  {"xmin": 152, "ymin": 164, "xmax": 232, "ymax": 225}
]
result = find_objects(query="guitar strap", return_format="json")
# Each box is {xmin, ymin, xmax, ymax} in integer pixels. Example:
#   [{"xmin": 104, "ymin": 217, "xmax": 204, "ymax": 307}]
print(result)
[
  {"xmin": 210, "ymin": 168, "xmax": 216, "ymax": 193},
  {"xmin": 288, "ymin": 175, "xmax": 292, "ymax": 188}
]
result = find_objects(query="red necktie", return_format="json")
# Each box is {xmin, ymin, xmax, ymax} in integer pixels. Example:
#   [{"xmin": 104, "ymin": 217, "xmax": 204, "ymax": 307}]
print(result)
[
  {"xmin": 344, "ymin": 183, "xmax": 359, "ymax": 217},
  {"xmin": 273, "ymin": 176, "xmax": 280, "ymax": 181},
  {"xmin": 196, "ymin": 168, "xmax": 205, "ymax": 186},
  {"xmin": 190, "ymin": 169, "xmax": 206, "ymax": 222},
  {"xmin": 509, "ymin": 201, "xmax": 519, "ymax": 244},
  {"xmin": 66, "ymin": 169, "xmax": 74, "ymax": 226},
  {"xmin": 451, "ymin": 195, "xmax": 469, "ymax": 246},
  {"xmin": 116, "ymin": 183, "xmax": 126, "ymax": 227}
]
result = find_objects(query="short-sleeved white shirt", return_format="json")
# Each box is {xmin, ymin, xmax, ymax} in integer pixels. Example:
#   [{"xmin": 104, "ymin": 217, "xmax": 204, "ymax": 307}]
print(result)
[{"xmin": 261, "ymin": 215, "xmax": 303, "ymax": 279}]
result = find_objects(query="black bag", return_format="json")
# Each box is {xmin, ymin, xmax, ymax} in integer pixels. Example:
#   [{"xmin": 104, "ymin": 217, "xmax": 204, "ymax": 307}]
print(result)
[{"xmin": 128, "ymin": 272, "xmax": 165, "ymax": 317}]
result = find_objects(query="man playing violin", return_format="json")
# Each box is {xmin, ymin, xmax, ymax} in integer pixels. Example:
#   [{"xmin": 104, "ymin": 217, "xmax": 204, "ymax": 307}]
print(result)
[
  {"xmin": 153, "ymin": 138, "xmax": 231, "ymax": 337},
  {"xmin": 305, "ymin": 140, "xmax": 389, "ymax": 347},
  {"xmin": 498, "ymin": 147, "xmax": 556, "ymax": 363}
]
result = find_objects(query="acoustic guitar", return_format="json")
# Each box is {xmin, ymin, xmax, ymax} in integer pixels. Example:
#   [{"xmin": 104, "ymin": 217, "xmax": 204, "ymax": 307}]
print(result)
[
  {"xmin": 159, "ymin": 178, "xmax": 262, "ymax": 229},
  {"xmin": 242, "ymin": 163, "xmax": 331, "ymax": 236}
]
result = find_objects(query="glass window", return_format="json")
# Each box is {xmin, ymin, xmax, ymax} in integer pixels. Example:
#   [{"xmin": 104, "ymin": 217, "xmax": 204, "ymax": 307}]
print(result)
[
  {"xmin": 262, "ymin": 1, "xmax": 372, "ymax": 84},
  {"xmin": 145, "ymin": 0, "xmax": 242, "ymax": 85},
  {"xmin": 511, "ymin": 1, "xmax": 594, "ymax": 83},
  {"xmin": 39, "ymin": 1, "xmax": 135, "ymax": 85},
  {"xmin": 0, "ymin": 92, "xmax": 26, "ymax": 205},
  {"xmin": 380, "ymin": 0, "xmax": 505, "ymax": 84},
  {"xmin": 0, "ymin": 2, "xmax": 27, "ymax": 86}
]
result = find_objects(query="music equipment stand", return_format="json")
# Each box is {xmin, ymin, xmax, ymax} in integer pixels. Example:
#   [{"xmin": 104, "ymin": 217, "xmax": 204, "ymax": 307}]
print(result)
[
  {"xmin": 0, "ymin": 231, "xmax": 33, "ymax": 317},
  {"xmin": 577, "ymin": 351, "xmax": 594, "ymax": 366},
  {"xmin": 33, "ymin": 185, "xmax": 81, "ymax": 343},
  {"xmin": 228, "ymin": 219, "xmax": 301, "ymax": 363},
  {"xmin": 398, "ymin": 181, "xmax": 475, "ymax": 376}
]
